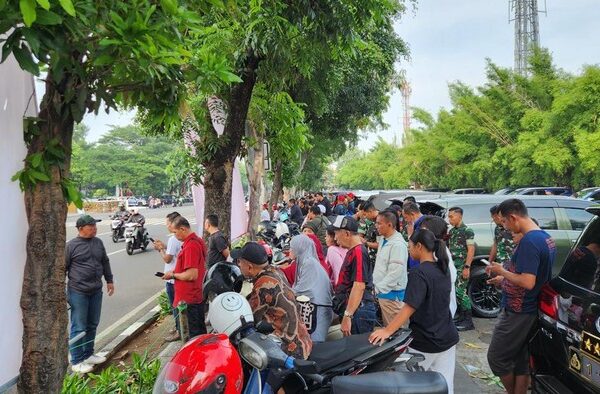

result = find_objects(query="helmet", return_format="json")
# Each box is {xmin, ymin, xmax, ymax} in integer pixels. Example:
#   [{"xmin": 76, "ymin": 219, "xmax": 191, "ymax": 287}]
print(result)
[
  {"xmin": 208, "ymin": 292, "xmax": 254, "ymax": 337},
  {"xmin": 152, "ymin": 333, "xmax": 243, "ymax": 394},
  {"xmin": 256, "ymin": 240, "xmax": 273, "ymax": 263},
  {"xmin": 256, "ymin": 220, "xmax": 276, "ymax": 241},
  {"xmin": 203, "ymin": 263, "xmax": 244, "ymax": 301},
  {"xmin": 131, "ymin": 207, "xmax": 139, "ymax": 214},
  {"xmin": 274, "ymin": 222, "xmax": 290, "ymax": 239}
]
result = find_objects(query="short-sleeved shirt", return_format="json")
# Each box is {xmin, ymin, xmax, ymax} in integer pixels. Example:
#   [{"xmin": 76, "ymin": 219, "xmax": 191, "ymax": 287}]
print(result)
[
  {"xmin": 173, "ymin": 232, "xmax": 206, "ymax": 307},
  {"xmin": 334, "ymin": 244, "xmax": 374, "ymax": 302},
  {"xmin": 407, "ymin": 215, "xmax": 425, "ymax": 269},
  {"xmin": 501, "ymin": 230, "xmax": 556, "ymax": 314},
  {"xmin": 164, "ymin": 235, "xmax": 182, "ymax": 284},
  {"xmin": 403, "ymin": 261, "xmax": 459, "ymax": 353},
  {"xmin": 207, "ymin": 230, "xmax": 228, "ymax": 268},
  {"xmin": 494, "ymin": 225, "xmax": 515, "ymax": 265},
  {"xmin": 449, "ymin": 223, "xmax": 475, "ymax": 266},
  {"xmin": 249, "ymin": 266, "xmax": 313, "ymax": 359}
]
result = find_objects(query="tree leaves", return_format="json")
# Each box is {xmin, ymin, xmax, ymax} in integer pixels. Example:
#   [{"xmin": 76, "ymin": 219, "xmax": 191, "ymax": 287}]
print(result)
[
  {"xmin": 19, "ymin": 0, "xmax": 37, "ymax": 26},
  {"xmin": 58, "ymin": 0, "xmax": 75, "ymax": 16},
  {"xmin": 12, "ymin": 43, "xmax": 39, "ymax": 75}
]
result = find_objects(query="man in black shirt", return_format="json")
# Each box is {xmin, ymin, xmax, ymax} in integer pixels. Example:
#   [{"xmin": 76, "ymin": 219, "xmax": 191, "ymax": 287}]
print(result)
[
  {"xmin": 288, "ymin": 198, "xmax": 304, "ymax": 226},
  {"xmin": 204, "ymin": 214, "xmax": 229, "ymax": 268},
  {"xmin": 66, "ymin": 215, "xmax": 114, "ymax": 373},
  {"xmin": 316, "ymin": 192, "xmax": 332, "ymax": 217}
]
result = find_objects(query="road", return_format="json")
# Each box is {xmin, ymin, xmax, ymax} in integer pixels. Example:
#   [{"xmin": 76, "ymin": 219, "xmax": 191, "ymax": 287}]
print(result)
[{"xmin": 66, "ymin": 204, "xmax": 198, "ymax": 334}]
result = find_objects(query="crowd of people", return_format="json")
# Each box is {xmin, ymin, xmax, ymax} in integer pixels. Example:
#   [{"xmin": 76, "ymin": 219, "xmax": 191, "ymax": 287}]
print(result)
[{"xmin": 65, "ymin": 194, "xmax": 556, "ymax": 394}]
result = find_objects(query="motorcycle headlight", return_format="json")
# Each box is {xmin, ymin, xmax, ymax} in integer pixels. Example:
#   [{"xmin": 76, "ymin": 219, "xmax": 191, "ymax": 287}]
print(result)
[{"xmin": 238, "ymin": 337, "xmax": 268, "ymax": 370}]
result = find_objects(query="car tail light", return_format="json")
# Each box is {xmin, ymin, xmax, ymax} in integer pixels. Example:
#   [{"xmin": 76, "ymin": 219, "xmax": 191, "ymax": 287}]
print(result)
[{"xmin": 539, "ymin": 283, "xmax": 559, "ymax": 320}]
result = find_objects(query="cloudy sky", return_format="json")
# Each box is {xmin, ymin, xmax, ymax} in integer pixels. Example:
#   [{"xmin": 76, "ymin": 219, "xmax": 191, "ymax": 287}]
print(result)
[{"xmin": 73, "ymin": 0, "xmax": 600, "ymax": 150}]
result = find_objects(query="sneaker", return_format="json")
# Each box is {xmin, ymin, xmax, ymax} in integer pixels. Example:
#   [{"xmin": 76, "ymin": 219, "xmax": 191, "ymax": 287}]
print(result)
[
  {"xmin": 72, "ymin": 362, "xmax": 94, "ymax": 374},
  {"xmin": 85, "ymin": 354, "xmax": 107, "ymax": 365},
  {"xmin": 164, "ymin": 332, "xmax": 180, "ymax": 342}
]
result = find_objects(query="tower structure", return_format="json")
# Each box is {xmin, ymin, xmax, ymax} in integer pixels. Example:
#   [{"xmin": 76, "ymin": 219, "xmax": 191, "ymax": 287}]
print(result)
[
  {"xmin": 398, "ymin": 71, "xmax": 411, "ymax": 145},
  {"xmin": 509, "ymin": 0, "xmax": 545, "ymax": 76}
]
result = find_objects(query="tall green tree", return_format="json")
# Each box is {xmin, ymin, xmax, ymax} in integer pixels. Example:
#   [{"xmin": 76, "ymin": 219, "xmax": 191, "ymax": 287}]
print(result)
[{"xmin": 1, "ymin": 1, "xmax": 235, "ymax": 391}]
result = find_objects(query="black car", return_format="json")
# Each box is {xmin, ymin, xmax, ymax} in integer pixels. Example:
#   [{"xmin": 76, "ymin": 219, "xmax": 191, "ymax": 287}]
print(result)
[
  {"xmin": 416, "ymin": 195, "xmax": 594, "ymax": 318},
  {"xmin": 530, "ymin": 205, "xmax": 600, "ymax": 394}
]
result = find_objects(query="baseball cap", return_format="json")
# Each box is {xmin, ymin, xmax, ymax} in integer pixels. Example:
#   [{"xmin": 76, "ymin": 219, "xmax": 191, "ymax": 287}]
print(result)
[
  {"xmin": 303, "ymin": 221, "xmax": 319, "ymax": 234},
  {"xmin": 328, "ymin": 215, "xmax": 359, "ymax": 232},
  {"xmin": 76, "ymin": 214, "xmax": 101, "ymax": 228},
  {"xmin": 231, "ymin": 242, "xmax": 268, "ymax": 265}
]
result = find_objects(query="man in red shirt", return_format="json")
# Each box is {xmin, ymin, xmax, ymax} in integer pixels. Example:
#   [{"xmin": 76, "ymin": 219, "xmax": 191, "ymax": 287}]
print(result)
[{"xmin": 162, "ymin": 216, "xmax": 207, "ymax": 338}]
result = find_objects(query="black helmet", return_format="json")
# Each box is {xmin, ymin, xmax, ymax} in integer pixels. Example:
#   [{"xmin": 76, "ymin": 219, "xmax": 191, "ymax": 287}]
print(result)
[
  {"xmin": 203, "ymin": 262, "xmax": 244, "ymax": 301},
  {"xmin": 256, "ymin": 220, "xmax": 276, "ymax": 241}
]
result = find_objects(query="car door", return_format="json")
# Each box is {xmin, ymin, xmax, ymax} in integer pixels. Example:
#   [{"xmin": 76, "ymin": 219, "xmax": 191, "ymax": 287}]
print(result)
[
  {"xmin": 528, "ymin": 207, "xmax": 570, "ymax": 276},
  {"xmin": 461, "ymin": 203, "xmax": 495, "ymax": 256}
]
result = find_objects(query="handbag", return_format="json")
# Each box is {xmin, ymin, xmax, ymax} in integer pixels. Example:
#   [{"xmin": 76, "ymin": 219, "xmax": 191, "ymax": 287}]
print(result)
[{"xmin": 297, "ymin": 295, "xmax": 318, "ymax": 334}]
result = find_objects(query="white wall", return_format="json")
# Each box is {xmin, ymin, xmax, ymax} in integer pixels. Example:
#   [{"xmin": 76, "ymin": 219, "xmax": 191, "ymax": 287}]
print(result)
[{"xmin": 0, "ymin": 53, "xmax": 36, "ymax": 389}]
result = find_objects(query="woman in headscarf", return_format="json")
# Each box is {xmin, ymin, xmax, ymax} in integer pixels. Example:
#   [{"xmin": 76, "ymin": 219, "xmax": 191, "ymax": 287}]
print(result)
[{"xmin": 290, "ymin": 234, "xmax": 333, "ymax": 342}]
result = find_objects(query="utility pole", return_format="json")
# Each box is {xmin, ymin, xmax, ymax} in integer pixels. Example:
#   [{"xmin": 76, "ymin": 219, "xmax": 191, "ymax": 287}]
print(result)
[{"xmin": 509, "ymin": 0, "xmax": 546, "ymax": 76}]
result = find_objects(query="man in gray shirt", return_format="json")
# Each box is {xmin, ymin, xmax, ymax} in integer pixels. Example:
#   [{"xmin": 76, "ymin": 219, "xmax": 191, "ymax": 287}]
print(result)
[{"xmin": 66, "ymin": 215, "xmax": 114, "ymax": 373}]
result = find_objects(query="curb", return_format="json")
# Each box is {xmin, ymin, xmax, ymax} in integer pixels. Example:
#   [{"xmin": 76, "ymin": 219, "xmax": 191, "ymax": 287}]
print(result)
[{"xmin": 95, "ymin": 305, "xmax": 161, "ymax": 363}]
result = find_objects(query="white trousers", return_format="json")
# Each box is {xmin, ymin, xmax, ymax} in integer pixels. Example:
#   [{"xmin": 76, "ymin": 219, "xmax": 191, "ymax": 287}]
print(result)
[{"xmin": 408, "ymin": 345, "xmax": 456, "ymax": 394}]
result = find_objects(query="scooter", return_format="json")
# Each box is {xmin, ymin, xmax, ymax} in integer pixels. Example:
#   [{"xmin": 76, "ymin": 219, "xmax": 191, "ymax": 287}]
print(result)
[
  {"xmin": 110, "ymin": 215, "xmax": 127, "ymax": 243},
  {"xmin": 153, "ymin": 292, "xmax": 448, "ymax": 393},
  {"xmin": 124, "ymin": 223, "xmax": 149, "ymax": 255}
]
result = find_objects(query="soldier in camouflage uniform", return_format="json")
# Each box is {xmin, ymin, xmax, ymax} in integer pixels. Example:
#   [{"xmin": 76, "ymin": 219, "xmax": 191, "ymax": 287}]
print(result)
[
  {"xmin": 489, "ymin": 205, "xmax": 515, "ymax": 267},
  {"xmin": 358, "ymin": 201, "xmax": 379, "ymax": 267},
  {"xmin": 448, "ymin": 206, "xmax": 476, "ymax": 331}
]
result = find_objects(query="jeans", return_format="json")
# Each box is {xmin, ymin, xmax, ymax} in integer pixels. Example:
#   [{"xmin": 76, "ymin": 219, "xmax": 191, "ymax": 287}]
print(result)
[
  {"xmin": 165, "ymin": 282, "xmax": 179, "ymax": 331},
  {"xmin": 351, "ymin": 301, "xmax": 377, "ymax": 335},
  {"xmin": 68, "ymin": 288, "xmax": 103, "ymax": 364}
]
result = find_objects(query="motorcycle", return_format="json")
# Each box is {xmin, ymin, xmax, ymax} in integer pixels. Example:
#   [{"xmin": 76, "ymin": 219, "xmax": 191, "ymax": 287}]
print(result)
[
  {"xmin": 110, "ymin": 214, "xmax": 128, "ymax": 243},
  {"xmin": 153, "ymin": 292, "xmax": 448, "ymax": 393},
  {"xmin": 124, "ymin": 223, "xmax": 149, "ymax": 255}
]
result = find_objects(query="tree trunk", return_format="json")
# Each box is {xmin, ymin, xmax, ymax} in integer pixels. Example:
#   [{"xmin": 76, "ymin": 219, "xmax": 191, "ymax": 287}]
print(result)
[
  {"xmin": 269, "ymin": 159, "xmax": 284, "ymax": 211},
  {"xmin": 202, "ymin": 55, "xmax": 260, "ymax": 240},
  {"xmin": 18, "ymin": 78, "xmax": 74, "ymax": 393},
  {"xmin": 245, "ymin": 126, "xmax": 265, "ymax": 239}
]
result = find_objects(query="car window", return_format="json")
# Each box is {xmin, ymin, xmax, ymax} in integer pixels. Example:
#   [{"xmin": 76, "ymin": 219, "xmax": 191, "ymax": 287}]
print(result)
[
  {"xmin": 461, "ymin": 204, "xmax": 493, "ymax": 224},
  {"xmin": 559, "ymin": 217, "xmax": 600, "ymax": 293},
  {"xmin": 528, "ymin": 207, "xmax": 558, "ymax": 230},
  {"xmin": 565, "ymin": 208, "xmax": 594, "ymax": 231}
]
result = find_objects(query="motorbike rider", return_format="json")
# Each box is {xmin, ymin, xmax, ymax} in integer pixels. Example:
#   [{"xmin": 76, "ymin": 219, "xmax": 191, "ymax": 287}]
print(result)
[
  {"xmin": 127, "ymin": 207, "xmax": 146, "ymax": 226},
  {"xmin": 234, "ymin": 241, "xmax": 312, "ymax": 360},
  {"xmin": 112, "ymin": 203, "xmax": 129, "ymax": 219}
]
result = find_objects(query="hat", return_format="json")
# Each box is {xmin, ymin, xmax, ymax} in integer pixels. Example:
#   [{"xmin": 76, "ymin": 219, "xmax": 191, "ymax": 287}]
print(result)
[
  {"xmin": 329, "ymin": 215, "xmax": 359, "ymax": 232},
  {"xmin": 303, "ymin": 221, "xmax": 319, "ymax": 234},
  {"xmin": 347, "ymin": 192, "xmax": 355, "ymax": 199},
  {"xmin": 76, "ymin": 214, "xmax": 101, "ymax": 228},
  {"xmin": 231, "ymin": 242, "xmax": 268, "ymax": 265}
]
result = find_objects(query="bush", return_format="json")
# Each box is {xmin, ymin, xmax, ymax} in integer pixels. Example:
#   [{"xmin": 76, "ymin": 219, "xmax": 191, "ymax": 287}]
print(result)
[
  {"xmin": 61, "ymin": 352, "xmax": 161, "ymax": 394},
  {"xmin": 158, "ymin": 291, "xmax": 172, "ymax": 317}
]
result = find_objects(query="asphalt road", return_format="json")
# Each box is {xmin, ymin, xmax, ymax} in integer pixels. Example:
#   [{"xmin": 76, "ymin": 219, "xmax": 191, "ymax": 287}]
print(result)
[{"xmin": 66, "ymin": 204, "xmax": 198, "ymax": 334}]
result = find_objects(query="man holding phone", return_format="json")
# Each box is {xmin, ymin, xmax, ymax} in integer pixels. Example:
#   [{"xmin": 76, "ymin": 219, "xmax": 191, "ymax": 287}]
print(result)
[
  {"xmin": 153, "ymin": 211, "xmax": 182, "ymax": 342},
  {"xmin": 162, "ymin": 216, "xmax": 208, "ymax": 338}
]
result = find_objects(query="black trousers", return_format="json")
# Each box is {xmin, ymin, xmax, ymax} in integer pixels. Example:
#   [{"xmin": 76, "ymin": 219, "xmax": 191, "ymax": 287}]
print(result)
[{"xmin": 187, "ymin": 303, "xmax": 207, "ymax": 338}]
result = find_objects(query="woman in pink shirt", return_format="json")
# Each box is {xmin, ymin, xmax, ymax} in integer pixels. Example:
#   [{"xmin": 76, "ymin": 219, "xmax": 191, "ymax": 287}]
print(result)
[{"xmin": 325, "ymin": 227, "xmax": 347, "ymax": 285}]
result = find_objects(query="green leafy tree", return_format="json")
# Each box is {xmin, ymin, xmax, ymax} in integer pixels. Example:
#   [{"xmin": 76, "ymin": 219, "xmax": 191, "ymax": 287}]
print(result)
[{"xmin": 1, "ymin": 1, "xmax": 235, "ymax": 391}]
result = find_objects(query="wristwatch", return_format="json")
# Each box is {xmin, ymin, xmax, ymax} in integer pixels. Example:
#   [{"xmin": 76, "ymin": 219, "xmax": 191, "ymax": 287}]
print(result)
[{"xmin": 343, "ymin": 310, "xmax": 353, "ymax": 319}]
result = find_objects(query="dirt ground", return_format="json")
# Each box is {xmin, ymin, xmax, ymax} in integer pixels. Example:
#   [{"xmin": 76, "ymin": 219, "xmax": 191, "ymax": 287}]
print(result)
[{"xmin": 105, "ymin": 316, "xmax": 174, "ymax": 368}]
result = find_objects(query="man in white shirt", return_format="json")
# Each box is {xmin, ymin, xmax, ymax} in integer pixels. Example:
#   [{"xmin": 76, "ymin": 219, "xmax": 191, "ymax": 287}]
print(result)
[{"xmin": 153, "ymin": 211, "xmax": 183, "ymax": 342}]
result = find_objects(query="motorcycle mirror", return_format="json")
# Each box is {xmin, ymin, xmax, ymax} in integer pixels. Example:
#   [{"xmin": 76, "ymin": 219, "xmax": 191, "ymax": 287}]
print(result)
[{"xmin": 255, "ymin": 321, "xmax": 275, "ymax": 335}]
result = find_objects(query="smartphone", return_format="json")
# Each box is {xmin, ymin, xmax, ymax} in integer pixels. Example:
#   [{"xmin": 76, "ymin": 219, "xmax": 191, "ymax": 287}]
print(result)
[
  {"xmin": 155, "ymin": 272, "xmax": 164, "ymax": 277},
  {"xmin": 480, "ymin": 259, "xmax": 491, "ymax": 266}
]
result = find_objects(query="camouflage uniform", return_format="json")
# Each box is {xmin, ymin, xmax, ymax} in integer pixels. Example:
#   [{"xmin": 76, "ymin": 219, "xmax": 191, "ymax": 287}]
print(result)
[
  {"xmin": 449, "ymin": 223, "xmax": 475, "ymax": 310},
  {"xmin": 494, "ymin": 225, "xmax": 515, "ymax": 267},
  {"xmin": 364, "ymin": 219, "xmax": 379, "ymax": 266}
]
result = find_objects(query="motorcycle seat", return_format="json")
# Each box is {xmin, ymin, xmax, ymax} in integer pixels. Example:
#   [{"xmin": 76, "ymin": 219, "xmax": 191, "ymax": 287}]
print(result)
[
  {"xmin": 331, "ymin": 371, "xmax": 448, "ymax": 394},
  {"xmin": 308, "ymin": 333, "xmax": 375, "ymax": 371}
]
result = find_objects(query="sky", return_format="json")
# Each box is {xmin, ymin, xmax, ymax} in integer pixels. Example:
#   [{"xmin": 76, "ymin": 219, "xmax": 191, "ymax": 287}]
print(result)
[{"xmin": 67, "ymin": 0, "xmax": 600, "ymax": 149}]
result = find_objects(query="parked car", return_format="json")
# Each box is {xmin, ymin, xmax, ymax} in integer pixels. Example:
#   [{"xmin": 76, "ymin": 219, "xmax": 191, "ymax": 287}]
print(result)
[
  {"xmin": 575, "ymin": 187, "xmax": 600, "ymax": 198},
  {"xmin": 161, "ymin": 195, "xmax": 174, "ymax": 205},
  {"xmin": 510, "ymin": 186, "xmax": 574, "ymax": 196},
  {"xmin": 136, "ymin": 196, "xmax": 148, "ymax": 206},
  {"xmin": 580, "ymin": 188, "xmax": 600, "ymax": 202},
  {"xmin": 530, "ymin": 205, "xmax": 600, "ymax": 394},
  {"xmin": 451, "ymin": 188, "xmax": 488, "ymax": 194},
  {"xmin": 126, "ymin": 197, "xmax": 138, "ymax": 207},
  {"xmin": 416, "ymin": 195, "xmax": 594, "ymax": 318},
  {"xmin": 494, "ymin": 187, "xmax": 517, "ymax": 195}
]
